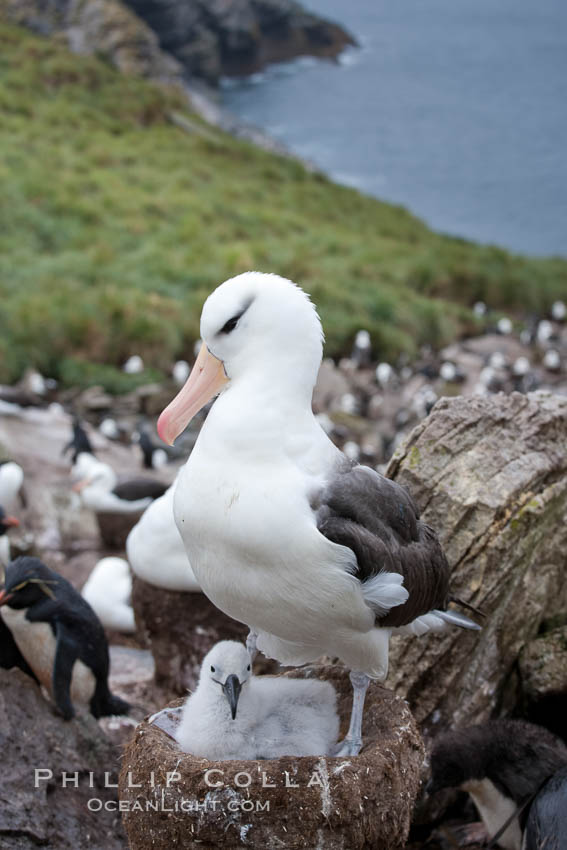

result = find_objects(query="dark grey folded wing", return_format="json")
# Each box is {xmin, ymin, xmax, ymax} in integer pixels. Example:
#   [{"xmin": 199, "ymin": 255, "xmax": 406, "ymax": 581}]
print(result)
[
  {"xmin": 113, "ymin": 479, "xmax": 167, "ymax": 502},
  {"xmin": 316, "ymin": 465, "xmax": 450, "ymax": 627}
]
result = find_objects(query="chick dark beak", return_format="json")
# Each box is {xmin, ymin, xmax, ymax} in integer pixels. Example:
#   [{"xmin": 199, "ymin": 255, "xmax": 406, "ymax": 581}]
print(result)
[
  {"xmin": 424, "ymin": 778, "xmax": 435, "ymax": 795},
  {"xmin": 223, "ymin": 674, "xmax": 242, "ymax": 720},
  {"xmin": 0, "ymin": 589, "xmax": 14, "ymax": 606}
]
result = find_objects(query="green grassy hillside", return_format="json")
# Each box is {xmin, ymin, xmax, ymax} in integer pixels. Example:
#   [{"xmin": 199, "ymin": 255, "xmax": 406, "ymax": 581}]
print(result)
[{"xmin": 1, "ymin": 23, "xmax": 566, "ymax": 389}]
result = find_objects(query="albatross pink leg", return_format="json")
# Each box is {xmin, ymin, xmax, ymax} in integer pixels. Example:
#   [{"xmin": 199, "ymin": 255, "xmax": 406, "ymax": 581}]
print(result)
[
  {"xmin": 333, "ymin": 671, "xmax": 370, "ymax": 757},
  {"xmin": 246, "ymin": 629, "xmax": 258, "ymax": 661}
]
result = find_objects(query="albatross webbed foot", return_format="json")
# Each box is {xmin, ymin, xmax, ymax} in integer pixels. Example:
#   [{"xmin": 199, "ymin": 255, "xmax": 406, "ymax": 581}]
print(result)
[{"xmin": 332, "ymin": 670, "xmax": 370, "ymax": 757}]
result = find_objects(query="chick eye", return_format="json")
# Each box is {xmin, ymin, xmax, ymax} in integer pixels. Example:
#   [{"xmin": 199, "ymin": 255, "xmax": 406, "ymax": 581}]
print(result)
[
  {"xmin": 210, "ymin": 665, "xmax": 215, "ymax": 672},
  {"xmin": 219, "ymin": 315, "xmax": 240, "ymax": 335},
  {"xmin": 247, "ymin": 664, "xmax": 251, "ymax": 671}
]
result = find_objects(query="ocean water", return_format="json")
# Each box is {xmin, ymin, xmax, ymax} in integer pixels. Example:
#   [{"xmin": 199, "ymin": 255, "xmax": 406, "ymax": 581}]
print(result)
[{"xmin": 221, "ymin": 0, "xmax": 567, "ymax": 257}]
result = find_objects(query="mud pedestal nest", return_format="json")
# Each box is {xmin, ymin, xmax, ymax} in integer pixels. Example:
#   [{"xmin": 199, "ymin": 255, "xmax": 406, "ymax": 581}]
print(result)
[
  {"xmin": 131, "ymin": 575, "xmax": 249, "ymax": 695},
  {"xmin": 96, "ymin": 510, "xmax": 144, "ymax": 549},
  {"xmin": 119, "ymin": 666, "xmax": 424, "ymax": 850}
]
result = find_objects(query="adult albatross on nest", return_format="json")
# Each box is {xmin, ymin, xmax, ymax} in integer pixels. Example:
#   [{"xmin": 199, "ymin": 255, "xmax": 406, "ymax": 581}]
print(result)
[{"xmin": 158, "ymin": 272, "xmax": 479, "ymax": 756}]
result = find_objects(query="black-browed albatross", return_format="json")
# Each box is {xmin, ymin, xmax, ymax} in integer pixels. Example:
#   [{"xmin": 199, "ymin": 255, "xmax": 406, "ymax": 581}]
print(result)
[{"xmin": 158, "ymin": 272, "xmax": 479, "ymax": 756}]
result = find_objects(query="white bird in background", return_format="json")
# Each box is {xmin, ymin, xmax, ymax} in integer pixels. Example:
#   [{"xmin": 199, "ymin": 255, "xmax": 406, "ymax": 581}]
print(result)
[
  {"xmin": 375, "ymin": 362, "xmax": 394, "ymax": 388},
  {"xmin": 0, "ymin": 506, "xmax": 19, "ymax": 568},
  {"xmin": 0, "ymin": 461, "xmax": 24, "ymax": 514},
  {"xmin": 351, "ymin": 329, "xmax": 372, "ymax": 367},
  {"xmin": 123, "ymin": 355, "xmax": 144, "ymax": 374},
  {"xmin": 71, "ymin": 455, "xmax": 167, "ymax": 514},
  {"xmin": 81, "ymin": 557, "xmax": 136, "ymax": 633},
  {"xmin": 126, "ymin": 478, "xmax": 201, "ymax": 592},
  {"xmin": 543, "ymin": 349, "xmax": 561, "ymax": 372},
  {"xmin": 497, "ymin": 317, "xmax": 513, "ymax": 335},
  {"xmin": 99, "ymin": 418, "xmax": 121, "ymax": 441},
  {"xmin": 175, "ymin": 641, "xmax": 339, "ymax": 760},
  {"xmin": 158, "ymin": 272, "xmax": 479, "ymax": 756},
  {"xmin": 172, "ymin": 360, "xmax": 191, "ymax": 386}
]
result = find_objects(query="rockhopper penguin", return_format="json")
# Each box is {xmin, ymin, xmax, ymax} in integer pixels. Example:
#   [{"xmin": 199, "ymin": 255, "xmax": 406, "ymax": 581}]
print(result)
[
  {"xmin": 427, "ymin": 718, "xmax": 567, "ymax": 850},
  {"xmin": 0, "ymin": 557, "xmax": 130, "ymax": 720},
  {"xmin": 523, "ymin": 764, "xmax": 567, "ymax": 850},
  {"xmin": 0, "ymin": 598, "xmax": 38, "ymax": 682}
]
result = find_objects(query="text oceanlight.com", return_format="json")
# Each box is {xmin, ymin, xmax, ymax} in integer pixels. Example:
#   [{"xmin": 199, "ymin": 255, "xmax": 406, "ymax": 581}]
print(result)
[
  {"xmin": 33, "ymin": 766, "xmax": 332, "ymax": 813},
  {"xmin": 87, "ymin": 795, "xmax": 270, "ymax": 813}
]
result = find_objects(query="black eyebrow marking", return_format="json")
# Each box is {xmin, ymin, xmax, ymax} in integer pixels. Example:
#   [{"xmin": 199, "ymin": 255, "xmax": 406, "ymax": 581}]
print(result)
[{"xmin": 218, "ymin": 298, "xmax": 254, "ymax": 335}]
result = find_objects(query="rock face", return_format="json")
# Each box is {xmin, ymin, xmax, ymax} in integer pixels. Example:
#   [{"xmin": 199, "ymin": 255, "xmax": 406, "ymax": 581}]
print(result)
[
  {"xmin": 0, "ymin": 0, "xmax": 355, "ymax": 87},
  {"xmin": 385, "ymin": 391, "xmax": 567, "ymax": 735},
  {"xmin": 519, "ymin": 625, "xmax": 567, "ymax": 703},
  {"xmin": 518, "ymin": 624, "xmax": 567, "ymax": 741},
  {"xmin": 122, "ymin": 0, "xmax": 356, "ymax": 84},
  {"xmin": 119, "ymin": 666, "xmax": 424, "ymax": 850},
  {"xmin": 0, "ymin": 667, "xmax": 126, "ymax": 850},
  {"xmin": 131, "ymin": 574, "xmax": 248, "ymax": 695},
  {"xmin": 0, "ymin": 0, "xmax": 184, "ymax": 81}
]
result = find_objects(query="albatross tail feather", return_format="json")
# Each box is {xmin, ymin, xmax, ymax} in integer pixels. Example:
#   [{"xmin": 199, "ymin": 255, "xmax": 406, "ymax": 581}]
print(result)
[
  {"xmin": 361, "ymin": 571, "xmax": 409, "ymax": 617},
  {"xmin": 432, "ymin": 609, "xmax": 482, "ymax": 630},
  {"xmin": 394, "ymin": 609, "xmax": 481, "ymax": 635},
  {"xmin": 396, "ymin": 608, "xmax": 482, "ymax": 636}
]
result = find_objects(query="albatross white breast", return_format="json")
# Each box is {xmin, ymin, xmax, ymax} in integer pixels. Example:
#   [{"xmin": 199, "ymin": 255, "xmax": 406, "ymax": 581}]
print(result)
[{"xmin": 158, "ymin": 272, "xmax": 480, "ymax": 755}]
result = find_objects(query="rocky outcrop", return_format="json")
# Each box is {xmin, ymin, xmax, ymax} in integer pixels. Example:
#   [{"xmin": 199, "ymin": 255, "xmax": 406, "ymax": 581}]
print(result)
[
  {"xmin": 0, "ymin": 0, "xmax": 355, "ymax": 87},
  {"xmin": 0, "ymin": 667, "xmax": 126, "ymax": 850},
  {"xmin": 385, "ymin": 391, "xmax": 567, "ymax": 736},
  {"xmin": 122, "ymin": 0, "xmax": 356, "ymax": 84},
  {"xmin": 119, "ymin": 666, "xmax": 424, "ymax": 850},
  {"xmin": 518, "ymin": 623, "xmax": 567, "ymax": 740},
  {"xmin": 0, "ymin": 0, "xmax": 184, "ymax": 81}
]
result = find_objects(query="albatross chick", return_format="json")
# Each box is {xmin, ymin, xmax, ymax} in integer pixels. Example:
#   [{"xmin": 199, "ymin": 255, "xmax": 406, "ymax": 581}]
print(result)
[{"xmin": 175, "ymin": 641, "xmax": 339, "ymax": 760}]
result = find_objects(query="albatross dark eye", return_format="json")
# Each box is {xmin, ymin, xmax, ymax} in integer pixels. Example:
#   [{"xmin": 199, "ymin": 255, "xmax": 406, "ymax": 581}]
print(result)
[
  {"xmin": 210, "ymin": 665, "xmax": 215, "ymax": 672},
  {"xmin": 220, "ymin": 315, "xmax": 240, "ymax": 335}
]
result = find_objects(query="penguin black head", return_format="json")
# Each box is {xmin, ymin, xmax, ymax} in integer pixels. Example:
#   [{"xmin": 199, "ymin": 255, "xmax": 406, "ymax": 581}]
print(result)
[
  {"xmin": 426, "ymin": 728, "xmax": 480, "ymax": 794},
  {"xmin": 0, "ymin": 557, "xmax": 59, "ymax": 610},
  {"xmin": 0, "ymin": 506, "xmax": 19, "ymax": 536},
  {"xmin": 427, "ymin": 720, "xmax": 567, "ymax": 802}
]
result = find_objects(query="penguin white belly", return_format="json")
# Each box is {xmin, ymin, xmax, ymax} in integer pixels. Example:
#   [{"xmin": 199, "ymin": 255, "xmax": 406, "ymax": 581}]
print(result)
[
  {"xmin": 0, "ymin": 536, "xmax": 10, "ymax": 568},
  {"xmin": 463, "ymin": 778, "xmax": 523, "ymax": 850},
  {"xmin": 0, "ymin": 608, "xmax": 96, "ymax": 704}
]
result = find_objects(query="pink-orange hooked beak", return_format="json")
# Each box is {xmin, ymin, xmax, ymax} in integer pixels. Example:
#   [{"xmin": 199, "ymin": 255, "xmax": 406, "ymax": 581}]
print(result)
[
  {"xmin": 0, "ymin": 589, "xmax": 13, "ymax": 606},
  {"xmin": 157, "ymin": 343, "xmax": 229, "ymax": 446},
  {"xmin": 72, "ymin": 479, "xmax": 90, "ymax": 493},
  {"xmin": 2, "ymin": 516, "xmax": 19, "ymax": 528}
]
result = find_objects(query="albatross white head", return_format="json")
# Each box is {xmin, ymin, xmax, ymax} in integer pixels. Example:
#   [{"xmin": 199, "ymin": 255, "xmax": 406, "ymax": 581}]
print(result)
[
  {"xmin": 199, "ymin": 640, "xmax": 253, "ymax": 720},
  {"xmin": 158, "ymin": 272, "xmax": 324, "ymax": 445}
]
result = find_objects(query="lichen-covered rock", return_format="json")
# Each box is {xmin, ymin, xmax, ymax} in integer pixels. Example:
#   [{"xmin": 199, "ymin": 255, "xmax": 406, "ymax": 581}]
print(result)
[
  {"xmin": 1, "ymin": 0, "xmax": 355, "ymax": 86},
  {"xmin": 386, "ymin": 391, "xmax": 567, "ymax": 734},
  {"xmin": 132, "ymin": 574, "xmax": 248, "ymax": 695},
  {"xmin": 119, "ymin": 666, "xmax": 424, "ymax": 850},
  {"xmin": 102, "ymin": 0, "xmax": 356, "ymax": 83},
  {"xmin": 519, "ymin": 625, "xmax": 567, "ymax": 702},
  {"xmin": 0, "ymin": 0, "xmax": 184, "ymax": 81},
  {"xmin": 0, "ymin": 668, "xmax": 125, "ymax": 850}
]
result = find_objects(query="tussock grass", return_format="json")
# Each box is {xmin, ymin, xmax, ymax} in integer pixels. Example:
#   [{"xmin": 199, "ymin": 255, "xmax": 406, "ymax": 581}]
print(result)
[{"xmin": 1, "ymin": 23, "xmax": 566, "ymax": 390}]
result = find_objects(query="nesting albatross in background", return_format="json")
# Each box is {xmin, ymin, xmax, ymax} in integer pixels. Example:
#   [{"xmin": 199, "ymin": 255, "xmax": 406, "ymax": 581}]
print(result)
[{"xmin": 158, "ymin": 272, "xmax": 480, "ymax": 756}]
